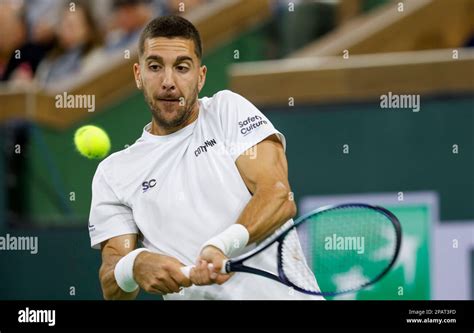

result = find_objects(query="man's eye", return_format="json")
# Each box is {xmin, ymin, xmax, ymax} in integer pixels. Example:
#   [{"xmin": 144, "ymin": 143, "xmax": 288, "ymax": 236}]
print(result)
[
  {"xmin": 176, "ymin": 66, "xmax": 189, "ymax": 72},
  {"xmin": 149, "ymin": 65, "xmax": 160, "ymax": 71}
]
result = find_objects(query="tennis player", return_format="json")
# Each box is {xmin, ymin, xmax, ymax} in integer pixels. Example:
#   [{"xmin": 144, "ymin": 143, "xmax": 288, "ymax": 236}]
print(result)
[{"xmin": 89, "ymin": 15, "xmax": 323, "ymax": 300}]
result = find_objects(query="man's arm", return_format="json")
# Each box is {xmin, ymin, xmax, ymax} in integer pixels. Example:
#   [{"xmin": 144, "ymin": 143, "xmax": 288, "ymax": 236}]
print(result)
[
  {"xmin": 99, "ymin": 234, "xmax": 192, "ymax": 300},
  {"xmin": 196, "ymin": 134, "xmax": 296, "ymax": 281},
  {"xmin": 234, "ymin": 134, "xmax": 297, "ymax": 243},
  {"xmin": 99, "ymin": 234, "xmax": 140, "ymax": 300}
]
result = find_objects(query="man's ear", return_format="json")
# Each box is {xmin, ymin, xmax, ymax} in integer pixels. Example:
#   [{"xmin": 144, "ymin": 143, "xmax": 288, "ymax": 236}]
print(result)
[
  {"xmin": 133, "ymin": 63, "xmax": 142, "ymax": 89},
  {"xmin": 198, "ymin": 65, "xmax": 207, "ymax": 92}
]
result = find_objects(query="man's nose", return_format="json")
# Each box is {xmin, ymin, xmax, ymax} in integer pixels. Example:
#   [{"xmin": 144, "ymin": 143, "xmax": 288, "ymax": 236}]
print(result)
[{"xmin": 161, "ymin": 69, "xmax": 176, "ymax": 91}]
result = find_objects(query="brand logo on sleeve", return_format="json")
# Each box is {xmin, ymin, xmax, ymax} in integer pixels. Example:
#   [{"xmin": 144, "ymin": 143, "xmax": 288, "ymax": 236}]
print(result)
[
  {"xmin": 142, "ymin": 179, "xmax": 157, "ymax": 192},
  {"xmin": 194, "ymin": 139, "xmax": 217, "ymax": 157},
  {"xmin": 238, "ymin": 115, "xmax": 268, "ymax": 136}
]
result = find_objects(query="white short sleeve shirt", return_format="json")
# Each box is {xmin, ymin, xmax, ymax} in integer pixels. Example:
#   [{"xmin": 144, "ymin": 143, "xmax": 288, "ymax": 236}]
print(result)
[{"xmin": 88, "ymin": 90, "xmax": 323, "ymax": 300}]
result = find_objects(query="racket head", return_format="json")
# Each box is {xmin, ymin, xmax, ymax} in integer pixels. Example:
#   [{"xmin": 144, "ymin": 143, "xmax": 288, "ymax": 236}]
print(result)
[{"xmin": 277, "ymin": 203, "xmax": 402, "ymax": 296}]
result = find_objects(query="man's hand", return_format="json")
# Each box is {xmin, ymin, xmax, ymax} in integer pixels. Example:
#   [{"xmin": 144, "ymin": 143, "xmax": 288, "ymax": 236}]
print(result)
[
  {"xmin": 134, "ymin": 251, "xmax": 192, "ymax": 295},
  {"xmin": 189, "ymin": 246, "xmax": 232, "ymax": 286}
]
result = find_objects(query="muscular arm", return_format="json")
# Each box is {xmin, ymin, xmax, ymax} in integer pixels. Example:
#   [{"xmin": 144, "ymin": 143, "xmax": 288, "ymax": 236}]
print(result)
[
  {"xmin": 195, "ymin": 134, "xmax": 297, "ymax": 283},
  {"xmin": 235, "ymin": 134, "xmax": 297, "ymax": 243},
  {"xmin": 99, "ymin": 234, "xmax": 140, "ymax": 300},
  {"xmin": 99, "ymin": 234, "xmax": 192, "ymax": 300}
]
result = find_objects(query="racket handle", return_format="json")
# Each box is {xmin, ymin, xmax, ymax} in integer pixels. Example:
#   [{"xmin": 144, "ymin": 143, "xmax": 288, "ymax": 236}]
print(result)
[
  {"xmin": 220, "ymin": 259, "xmax": 229, "ymax": 274},
  {"xmin": 180, "ymin": 265, "xmax": 194, "ymax": 278},
  {"xmin": 180, "ymin": 260, "xmax": 229, "ymax": 278}
]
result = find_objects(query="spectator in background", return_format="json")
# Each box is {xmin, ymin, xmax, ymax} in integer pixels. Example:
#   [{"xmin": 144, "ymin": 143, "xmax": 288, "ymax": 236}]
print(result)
[
  {"xmin": 24, "ymin": 0, "xmax": 60, "ymax": 47},
  {"xmin": 105, "ymin": 0, "xmax": 154, "ymax": 53},
  {"xmin": 35, "ymin": 1, "xmax": 103, "ymax": 87},
  {"xmin": 0, "ymin": 2, "xmax": 53, "ymax": 83},
  {"xmin": 105, "ymin": 0, "xmax": 209, "ymax": 54}
]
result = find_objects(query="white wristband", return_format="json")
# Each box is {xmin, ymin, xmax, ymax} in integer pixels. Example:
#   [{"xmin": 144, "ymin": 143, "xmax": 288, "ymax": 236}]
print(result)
[
  {"xmin": 201, "ymin": 224, "xmax": 250, "ymax": 257},
  {"xmin": 114, "ymin": 248, "xmax": 150, "ymax": 293}
]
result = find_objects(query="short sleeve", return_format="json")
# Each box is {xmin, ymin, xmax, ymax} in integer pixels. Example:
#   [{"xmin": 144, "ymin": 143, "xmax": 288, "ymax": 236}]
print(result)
[
  {"xmin": 88, "ymin": 164, "xmax": 139, "ymax": 249},
  {"xmin": 218, "ymin": 90, "xmax": 286, "ymax": 161}
]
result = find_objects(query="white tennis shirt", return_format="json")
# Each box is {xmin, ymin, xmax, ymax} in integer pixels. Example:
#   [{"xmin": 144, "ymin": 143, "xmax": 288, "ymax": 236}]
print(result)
[{"xmin": 89, "ymin": 90, "xmax": 323, "ymax": 300}]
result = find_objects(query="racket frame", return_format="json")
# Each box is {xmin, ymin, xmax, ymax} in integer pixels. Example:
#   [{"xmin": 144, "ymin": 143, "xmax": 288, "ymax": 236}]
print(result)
[{"xmin": 225, "ymin": 203, "xmax": 402, "ymax": 296}]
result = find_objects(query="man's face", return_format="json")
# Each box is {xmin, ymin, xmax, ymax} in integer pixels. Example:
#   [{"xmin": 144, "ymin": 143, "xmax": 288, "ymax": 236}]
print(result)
[{"xmin": 134, "ymin": 37, "xmax": 206, "ymax": 130}]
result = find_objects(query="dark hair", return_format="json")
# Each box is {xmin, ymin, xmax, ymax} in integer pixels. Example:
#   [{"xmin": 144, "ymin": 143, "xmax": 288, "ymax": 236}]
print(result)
[{"xmin": 138, "ymin": 15, "xmax": 202, "ymax": 59}]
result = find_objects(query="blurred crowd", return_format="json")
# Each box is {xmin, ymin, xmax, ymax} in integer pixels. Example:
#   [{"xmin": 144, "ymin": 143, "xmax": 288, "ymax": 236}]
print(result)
[
  {"xmin": 2, "ymin": 0, "xmax": 473, "ymax": 91},
  {"xmin": 0, "ymin": 0, "xmax": 209, "ymax": 88}
]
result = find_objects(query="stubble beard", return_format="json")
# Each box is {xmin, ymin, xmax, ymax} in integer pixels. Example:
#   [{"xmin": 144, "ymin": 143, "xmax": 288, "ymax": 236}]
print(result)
[{"xmin": 144, "ymin": 86, "xmax": 199, "ymax": 130}]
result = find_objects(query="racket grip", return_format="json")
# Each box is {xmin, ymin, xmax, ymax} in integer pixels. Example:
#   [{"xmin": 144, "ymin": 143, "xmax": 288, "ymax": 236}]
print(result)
[
  {"xmin": 180, "ymin": 260, "xmax": 229, "ymax": 278},
  {"xmin": 180, "ymin": 265, "xmax": 194, "ymax": 278},
  {"xmin": 220, "ymin": 259, "xmax": 229, "ymax": 274}
]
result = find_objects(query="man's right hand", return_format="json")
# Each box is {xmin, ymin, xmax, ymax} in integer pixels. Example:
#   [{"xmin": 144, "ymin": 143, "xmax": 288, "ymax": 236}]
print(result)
[
  {"xmin": 133, "ymin": 251, "xmax": 192, "ymax": 295},
  {"xmin": 189, "ymin": 246, "xmax": 232, "ymax": 286}
]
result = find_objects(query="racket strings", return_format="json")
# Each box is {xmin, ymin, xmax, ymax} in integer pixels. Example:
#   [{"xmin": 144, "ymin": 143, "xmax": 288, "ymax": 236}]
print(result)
[
  {"xmin": 280, "ymin": 229, "xmax": 321, "ymax": 292},
  {"xmin": 280, "ymin": 206, "xmax": 398, "ymax": 294}
]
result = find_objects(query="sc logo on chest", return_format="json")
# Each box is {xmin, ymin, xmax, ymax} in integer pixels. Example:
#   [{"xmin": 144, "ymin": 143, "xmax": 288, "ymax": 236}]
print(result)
[{"xmin": 142, "ymin": 179, "xmax": 157, "ymax": 192}]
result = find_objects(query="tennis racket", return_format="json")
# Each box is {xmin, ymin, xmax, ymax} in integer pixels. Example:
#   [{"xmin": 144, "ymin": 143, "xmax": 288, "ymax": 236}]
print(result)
[{"xmin": 181, "ymin": 203, "xmax": 402, "ymax": 296}]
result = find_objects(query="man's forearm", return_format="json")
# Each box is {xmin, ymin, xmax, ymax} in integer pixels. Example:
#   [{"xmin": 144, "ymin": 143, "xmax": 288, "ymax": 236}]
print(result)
[
  {"xmin": 236, "ymin": 181, "xmax": 296, "ymax": 244},
  {"xmin": 99, "ymin": 261, "xmax": 139, "ymax": 300}
]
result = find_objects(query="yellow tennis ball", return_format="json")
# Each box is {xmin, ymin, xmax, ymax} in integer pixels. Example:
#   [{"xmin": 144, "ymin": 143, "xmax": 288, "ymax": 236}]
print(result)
[{"xmin": 74, "ymin": 125, "xmax": 111, "ymax": 159}]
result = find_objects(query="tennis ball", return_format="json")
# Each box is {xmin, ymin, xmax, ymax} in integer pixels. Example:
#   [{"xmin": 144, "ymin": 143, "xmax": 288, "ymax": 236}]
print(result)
[{"xmin": 74, "ymin": 125, "xmax": 111, "ymax": 159}]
